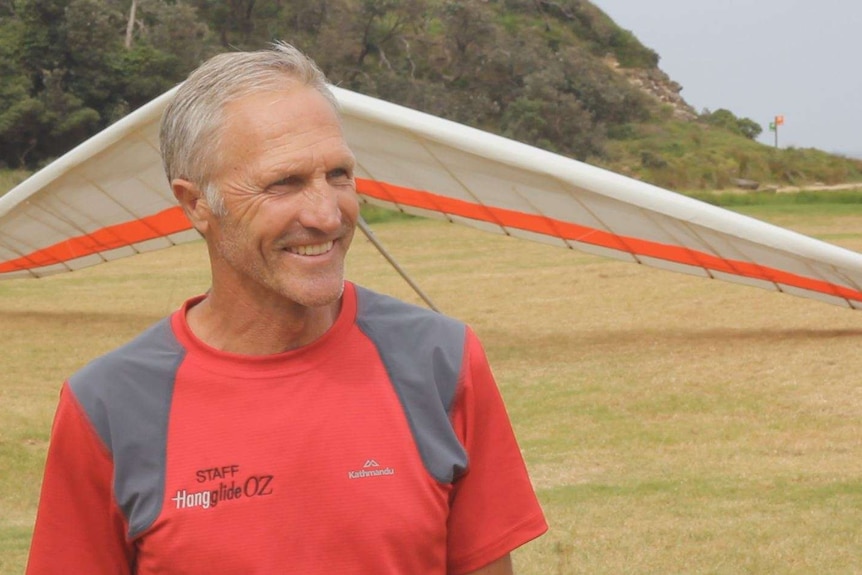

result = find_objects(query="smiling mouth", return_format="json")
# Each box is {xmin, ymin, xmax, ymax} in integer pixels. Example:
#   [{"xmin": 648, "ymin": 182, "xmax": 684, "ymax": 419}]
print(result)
[{"xmin": 286, "ymin": 240, "xmax": 334, "ymax": 256}]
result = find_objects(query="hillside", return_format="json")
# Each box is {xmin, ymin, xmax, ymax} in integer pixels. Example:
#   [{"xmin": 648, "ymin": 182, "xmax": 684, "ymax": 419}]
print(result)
[{"xmin": 1, "ymin": 0, "xmax": 860, "ymax": 191}]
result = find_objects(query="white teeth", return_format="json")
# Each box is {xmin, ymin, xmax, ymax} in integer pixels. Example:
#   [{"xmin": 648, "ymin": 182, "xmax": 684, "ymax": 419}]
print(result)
[{"xmin": 288, "ymin": 241, "xmax": 333, "ymax": 256}]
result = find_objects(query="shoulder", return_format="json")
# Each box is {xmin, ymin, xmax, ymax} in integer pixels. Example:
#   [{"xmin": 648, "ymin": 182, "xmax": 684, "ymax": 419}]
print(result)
[
  {"xmin": 69, "ymin": 316, "xmax": 184, "ymax": 396},
  {"xmin": 353, "ymin": 284, "xmax": 466, "ymax": 343},
  {"xmin": 352, "ymin": 285, "xmax": 471, "ymax": 482},
  {"xmin": 67, "ymin": 316, "xmax": 185, "ymax": 451},
  {"xmin": 353, "ymin": 285, "xmax": 468, "ymax": 388}
]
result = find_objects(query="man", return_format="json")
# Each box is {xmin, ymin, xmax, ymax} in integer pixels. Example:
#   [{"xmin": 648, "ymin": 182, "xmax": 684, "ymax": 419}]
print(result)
[{"xmin": 27, "ymin": 42, "xmax": 547, "ymax": 574}]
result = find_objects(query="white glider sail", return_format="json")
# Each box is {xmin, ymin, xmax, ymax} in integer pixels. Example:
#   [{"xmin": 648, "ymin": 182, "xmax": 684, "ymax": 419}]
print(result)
[{"xmin": 2, "ymin": 85, "xmax": 862, "ymax": 310}]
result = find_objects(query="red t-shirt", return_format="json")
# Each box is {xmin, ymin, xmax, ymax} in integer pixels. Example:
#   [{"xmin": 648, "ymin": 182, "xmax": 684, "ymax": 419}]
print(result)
[{"xmin": 27, "ymin": 282, "xmax": 547, "ymax": 574}]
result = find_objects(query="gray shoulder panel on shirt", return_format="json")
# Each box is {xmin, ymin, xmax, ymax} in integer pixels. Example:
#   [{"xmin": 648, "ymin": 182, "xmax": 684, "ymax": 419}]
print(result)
[
  {"xmin": 354, "ymin": 285, "xmax": 469, "ymax": 484},
  {"xmin": 69, "ymin": 317, "xmax": 184, "ymax": 539}
]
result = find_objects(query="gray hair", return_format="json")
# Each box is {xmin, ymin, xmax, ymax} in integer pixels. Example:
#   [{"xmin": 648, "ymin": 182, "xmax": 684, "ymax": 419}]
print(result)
[{"xmin": 159, "ymin": 41, "xmax": 337, "ymax": 215}]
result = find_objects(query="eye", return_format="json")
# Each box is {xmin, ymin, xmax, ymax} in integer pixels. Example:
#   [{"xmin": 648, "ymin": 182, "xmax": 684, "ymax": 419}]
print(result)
[
  {"xmin": 269, "ymin": 175, "xmax": 304, "ymax": 191},
  {"xmin": 327, "ymin": 167, "xmax": 354, "ymax": 183}
]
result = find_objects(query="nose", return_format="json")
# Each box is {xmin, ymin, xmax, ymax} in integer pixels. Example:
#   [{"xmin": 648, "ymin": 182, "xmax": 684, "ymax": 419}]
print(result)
[{"xmin": 298, "ymin": 179, "xmax": 343, "ymax": 232}]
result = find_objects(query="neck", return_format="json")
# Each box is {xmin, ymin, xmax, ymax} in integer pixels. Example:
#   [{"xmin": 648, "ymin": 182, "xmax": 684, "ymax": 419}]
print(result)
[{"xmin": 185, "ymin": 288, "xmax": 341, "ymax": 355}]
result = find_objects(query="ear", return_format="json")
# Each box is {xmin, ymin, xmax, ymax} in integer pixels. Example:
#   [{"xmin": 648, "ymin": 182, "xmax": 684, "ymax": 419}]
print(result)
[{"xmin": 172, "ymin": 178, "xmax": 213, "ymax": 235}]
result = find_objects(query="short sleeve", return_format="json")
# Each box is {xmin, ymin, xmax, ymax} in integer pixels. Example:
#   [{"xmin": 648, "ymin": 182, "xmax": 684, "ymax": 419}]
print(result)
[
  {"xmin": 445, "ymin": 328, "xmax": 548, "ymax": 574},
  {"xmin": 26, "ymin": 382, "xmax": 136, "ymax": 575}
]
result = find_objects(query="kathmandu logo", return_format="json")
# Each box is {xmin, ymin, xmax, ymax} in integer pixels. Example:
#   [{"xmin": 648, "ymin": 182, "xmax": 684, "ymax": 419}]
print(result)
[{"xmin": 347, "ymin": 459, "xmax": 396, "ymax": 480}]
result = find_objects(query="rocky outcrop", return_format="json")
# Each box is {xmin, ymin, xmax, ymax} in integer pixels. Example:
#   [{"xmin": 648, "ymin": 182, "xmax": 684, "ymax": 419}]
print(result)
[{"xmin": 604, "ymin": 56, "xmax": 698, "ymax": 121}]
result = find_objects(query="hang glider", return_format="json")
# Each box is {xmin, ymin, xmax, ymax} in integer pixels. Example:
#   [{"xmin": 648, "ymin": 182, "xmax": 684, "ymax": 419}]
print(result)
[{"xmin": 2, "ymin": 85, "xmax": 862, "ymax": 310}]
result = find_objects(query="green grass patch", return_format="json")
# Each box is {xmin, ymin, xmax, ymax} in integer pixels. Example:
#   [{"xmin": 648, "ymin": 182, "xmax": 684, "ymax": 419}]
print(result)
[
  {"xmin": 601, "ymin": 119, "xmax": 862, "ymax": 190},
  {"xmin": 689, "ymin": 188, "xmax": 862, "ymax": 208},
  {"xmin": 359, "ymin": 202, "xmax": 417, "ymax": 224}
]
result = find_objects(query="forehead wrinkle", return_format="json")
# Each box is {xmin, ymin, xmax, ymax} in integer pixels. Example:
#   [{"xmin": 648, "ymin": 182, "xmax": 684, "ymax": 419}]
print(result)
[
  {"xmin": 261, "ymin": 134, "xmax": 354, "ymax": 181},
  {"xmin": 217, "ymin": 87, "xmax": 352, "ymax": 185}
]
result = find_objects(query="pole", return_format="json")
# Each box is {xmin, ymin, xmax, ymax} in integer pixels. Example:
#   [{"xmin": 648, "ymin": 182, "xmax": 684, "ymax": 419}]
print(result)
[
  {"xmin": 773, "ymin": 115, "xmax": 784, "ymax": 148},
  {"xmin": 356, "ymin": 216, "xmax": 440, "ymax": 312}
]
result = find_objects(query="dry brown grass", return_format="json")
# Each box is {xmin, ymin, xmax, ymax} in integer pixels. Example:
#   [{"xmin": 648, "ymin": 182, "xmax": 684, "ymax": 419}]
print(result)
[
  {"xmin": 346, "ymin": 217, "xmax": 862, "ymax": 574},
  {"xmin": 2, "ymin": 214, "xmax": 862, "ymax": 573}
]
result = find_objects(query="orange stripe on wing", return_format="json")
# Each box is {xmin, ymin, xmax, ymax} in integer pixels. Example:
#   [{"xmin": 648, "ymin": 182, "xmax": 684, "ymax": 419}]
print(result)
[
  {"xmin": 3, "ymin": 179, "xmax": 860, "ymax": 304},
  {"xmin": 0, "ymin": 206, "xmax": 191, "ymax": 274},
  {"xmin": 357, "ymin": 178, "xmax": 631, "ymax": 251},
  {"xmin": 357, "ymin": 179, "xmax": 862, "ymax": 303}
]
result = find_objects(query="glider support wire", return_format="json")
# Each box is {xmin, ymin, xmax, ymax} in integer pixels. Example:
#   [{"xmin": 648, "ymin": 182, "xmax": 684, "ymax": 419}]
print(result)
[{"xmin": 357, "ymin": 216, "xmax": 440, "ymax": 313}]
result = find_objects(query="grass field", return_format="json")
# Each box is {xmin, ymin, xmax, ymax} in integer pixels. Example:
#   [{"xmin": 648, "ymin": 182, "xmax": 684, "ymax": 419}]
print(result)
[{"xmin": 3, "ymin": 204, "xmax": 862, "ymax": 573}]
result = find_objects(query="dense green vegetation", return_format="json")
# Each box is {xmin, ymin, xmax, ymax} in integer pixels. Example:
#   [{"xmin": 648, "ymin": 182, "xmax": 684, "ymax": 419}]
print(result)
[
  {"xmin": 689, "ymin": 188, "xmax": 862, "ymax": 208},
  {"xmin": 1, "ymin": 0, "xmax": 860, "ymax": 190},
  {"xmin": 598, "ymin": 117, "xmax": 862, "ymax": 191}
]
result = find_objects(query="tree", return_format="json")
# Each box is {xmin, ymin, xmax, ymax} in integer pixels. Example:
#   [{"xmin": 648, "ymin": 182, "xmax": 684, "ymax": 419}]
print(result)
[
  {"xmin": 736, "ymin": 117, "xmax": 762, "ymax": 140},
  {"xmin": 0, "ymin": 16, "xmax": 40, "ymax": 167},
  {"xmin": 64, "ymin": 0, "xmax": 125, "ymax": 104},
  {"xmin": 125, "ymin": 0, "xmax": 137, "ymax": 48},
  {"xmin": 192, "ymin": 0, "xmax": 260, "ymax": 47},
  {"xmin": 113, "ymin": 1, "xmax": 214, "ymax": 112},
  {"xmin": 0, "ymin": 0, "xmax": 676, "ymax": 170},
  {"xmin": 701, "ymin": 108, "xmax": 762, "ymax": 140},
  {"xmin": 502, "ymin": 65, "xmax": 603, "ymax": 160}
]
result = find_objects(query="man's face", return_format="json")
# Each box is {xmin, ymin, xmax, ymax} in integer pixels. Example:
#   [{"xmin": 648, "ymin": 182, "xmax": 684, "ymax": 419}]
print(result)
[{"xmin": 204, "ymin": 84, "xmax": 359, "ymax": 310}]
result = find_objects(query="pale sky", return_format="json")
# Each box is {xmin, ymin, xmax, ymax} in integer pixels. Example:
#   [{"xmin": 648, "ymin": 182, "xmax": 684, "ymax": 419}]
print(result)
[{"xmin": 591, "ymin": 0, "xmax": 862, "ymax": 158}]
